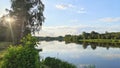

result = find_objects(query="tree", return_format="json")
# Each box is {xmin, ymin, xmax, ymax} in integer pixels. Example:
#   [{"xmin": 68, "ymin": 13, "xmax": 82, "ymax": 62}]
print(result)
[
  {"xmin": 82, "ymin": 32, "xmax": 90, "ymax": 39},
  {"xmin": 1, "ymin": 0, "xmax": 45, "ymax": 44},
  {"xmin": 82, "ymin": 32, "xmax": 87, "ymax": 39},
  {"xmin": 90, "ymin": 31, "xmax": 98, "ymax": 39}
]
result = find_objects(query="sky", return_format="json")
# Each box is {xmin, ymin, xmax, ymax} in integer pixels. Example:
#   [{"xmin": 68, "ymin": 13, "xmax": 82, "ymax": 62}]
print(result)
[
  {"xmin": 1, "ymin": 0, "xmax": 120, "ymax": 37},
  {"xmin": 0, "ymin": 0, "xmax": 10, "ymax": 17}
]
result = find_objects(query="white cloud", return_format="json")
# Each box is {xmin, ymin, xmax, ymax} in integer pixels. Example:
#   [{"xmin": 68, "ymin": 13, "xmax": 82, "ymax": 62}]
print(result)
[
  {"xmin": 55, "ymin": 4, "xmax": 75, "ymax": 10},
  {"xmin": 55, "ymin": 4, "xmax": 87, "ymax": 14},
  {"xmin": 99, "ymin": 17, "xmax": 120, "ymax": 22},
  {"xmin": 35, "ymin": 25, "xmax": 89, "ymax": 37},
  {"xmin": 35, "ymin": 25, "xmax": 120, "ymax": 37},
  {"xmin": 36, "ymin": 26, "xmax": 77, "ymax": 37},
  {"xmin": 55, "ymin": 4, "xmax": 67, "ymax": 10}
]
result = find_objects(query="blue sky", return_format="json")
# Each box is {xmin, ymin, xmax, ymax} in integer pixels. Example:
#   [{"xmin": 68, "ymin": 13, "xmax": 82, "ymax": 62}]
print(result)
[
  {"xmin": 0, "ymin": 0, "xmax": 10, "ymax": 17},
  {"xmin": 1, "ymin": 0, "xmax": 120, "ymax": 36}
]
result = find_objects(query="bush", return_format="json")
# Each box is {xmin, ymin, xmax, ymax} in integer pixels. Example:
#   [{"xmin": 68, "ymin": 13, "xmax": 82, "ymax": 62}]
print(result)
[
  {"xmin": 0, "ymin": 34, "xmax": 40, "ymax": 68},
  {"xmin": 43, "ymin": 57, "xmax": 76, "ymax": 68}
]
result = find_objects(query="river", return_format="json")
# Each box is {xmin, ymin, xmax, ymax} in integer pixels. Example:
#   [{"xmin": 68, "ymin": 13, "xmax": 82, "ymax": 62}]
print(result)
[{"xmin": 37, "ymin": 41, "xmax": 120, "ymax": 68}]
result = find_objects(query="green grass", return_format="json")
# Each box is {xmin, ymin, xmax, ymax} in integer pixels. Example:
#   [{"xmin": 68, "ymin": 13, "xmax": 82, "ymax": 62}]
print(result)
[{"xmin": 79, "ymin": 39, "xmax": 120, "ymax": 43}]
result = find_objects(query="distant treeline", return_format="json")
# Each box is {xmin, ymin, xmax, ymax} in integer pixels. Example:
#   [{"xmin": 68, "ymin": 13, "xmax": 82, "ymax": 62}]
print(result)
[
  {"xmin": 36, "ymin": 36, "xmax": 64, "ymax": 41},
  {"xmin": 64, "ymin": 31, "xmax": 120, "ymax": 43}
]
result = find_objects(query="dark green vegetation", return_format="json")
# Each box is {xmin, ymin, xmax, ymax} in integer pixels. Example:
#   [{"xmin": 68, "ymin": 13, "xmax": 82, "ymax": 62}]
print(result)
[
  {"xmin": 43, "ymin": 57, "xmax": 76, "ymax": 68},
  {"xmin": 0, "ymin": 42, "xmax": 11, "ymax": 64},
  {"xmin": 36, "ymin": 36, "xmax": 64, "ymax": 41},
  {"xmin": 64, "ymin": 31, "xmax": 120, "ymax": 43},
  {"xmin": 0, "ymin": 34, "xmax": 40, "ymax": 68}
]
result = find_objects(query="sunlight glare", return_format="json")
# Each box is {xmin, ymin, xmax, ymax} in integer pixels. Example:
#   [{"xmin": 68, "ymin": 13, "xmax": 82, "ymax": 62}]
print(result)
[
  {"xmin": 4, "ymin": 16, "xmax": 15, "ymax": 44},
  {"xmin": 5, "ymin": 17, "xmax": 15, "ymax": 23}
]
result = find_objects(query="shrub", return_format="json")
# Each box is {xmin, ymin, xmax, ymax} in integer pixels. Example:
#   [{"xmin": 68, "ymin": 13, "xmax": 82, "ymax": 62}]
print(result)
[
  {"xmin": 0, "ymin": 34, "xmax": 40, "ymax": 68},
  {"xmin": 43, "ymin": 57, "xmax": 76, "ymax": 68}
]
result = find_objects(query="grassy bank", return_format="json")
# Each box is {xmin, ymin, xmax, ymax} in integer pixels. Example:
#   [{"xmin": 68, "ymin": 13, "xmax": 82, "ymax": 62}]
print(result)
[{"xmin": 79, "ymin": 39, "xmax": 120, "ymax": 43}]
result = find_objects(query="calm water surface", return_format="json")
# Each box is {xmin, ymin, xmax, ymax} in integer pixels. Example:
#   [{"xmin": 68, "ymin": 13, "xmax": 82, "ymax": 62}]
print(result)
[{"xmin": 37, "ymin": 41, "xmax": 120, "ymax": 68}]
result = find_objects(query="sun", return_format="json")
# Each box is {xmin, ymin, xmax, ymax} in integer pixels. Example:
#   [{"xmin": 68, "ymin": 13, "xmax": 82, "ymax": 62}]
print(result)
[
  {"xmin": 5, "ymin": 18, "xmax": 11, "ymax": 22},
  {"xmin": 5, "ymin": 17, "xmax": 15, "ymax": 23}
]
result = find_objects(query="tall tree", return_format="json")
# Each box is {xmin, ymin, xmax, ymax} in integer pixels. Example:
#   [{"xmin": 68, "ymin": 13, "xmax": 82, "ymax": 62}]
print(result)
[{"xmin": 4, "ymin": 0, "xmax": 45, "ymax": 43}]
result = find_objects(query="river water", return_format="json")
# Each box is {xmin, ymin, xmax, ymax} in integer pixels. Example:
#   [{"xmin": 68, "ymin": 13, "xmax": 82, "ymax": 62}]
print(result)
[{"xmin": 37, "ymin": 41, "xmax": 120, "ymax": 68}]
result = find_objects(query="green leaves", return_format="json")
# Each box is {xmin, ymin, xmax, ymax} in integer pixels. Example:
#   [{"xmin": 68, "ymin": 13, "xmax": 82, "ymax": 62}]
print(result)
[
  {"xmin": 21, "ymin": 34, "xmax": 38, "ymax": 48},
  {"xmin": 1, "ymin": 35, "xmax": 40, "ymax": 68},
  {"xmin": 43, "ymin": 57, "xmax": 76, "ymax": 68},
  {"xmin": 10, "ymin": 0, "xmax": 45, "ymax": 34}
]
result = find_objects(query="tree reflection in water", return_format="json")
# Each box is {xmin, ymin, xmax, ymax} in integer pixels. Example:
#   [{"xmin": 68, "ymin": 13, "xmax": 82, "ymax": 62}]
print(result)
[{"xmin": 65, "ymin": 41, "xmax": 120, "ymax": 50}]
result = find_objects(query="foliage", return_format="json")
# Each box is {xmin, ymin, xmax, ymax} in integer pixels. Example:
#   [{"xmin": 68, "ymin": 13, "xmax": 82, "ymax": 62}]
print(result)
[
  {"xmin": 64, "ymin": 35, "xmax": 79, "ymax": 43},
  {"xmin": 0, "ymin": 0, "xmax": 45, "ymax": 43},
  {"xmin": 64, "ymin": 31, "xmax": 120, "ymax": 43},
  {"xmin": 43, "ymin": 57, "xmax": 76, "ymax": 68},
  {"xmin": 0, "ymin": 34, "xmax": 40, "ymax": 68},
  {"xmin": 9, "ymin": 0, "xmax": 45, "ymax": 35},
  {"xmin": 21, "ymin": 34, "xmax": 38, "ymax": 48},
  {"xmin": 0, "ymin": 42, "xmax": 11, "ymax": 64},
  {"xmin": 37, "ymin": 36, "xmax": 64, "ymax": 42}
]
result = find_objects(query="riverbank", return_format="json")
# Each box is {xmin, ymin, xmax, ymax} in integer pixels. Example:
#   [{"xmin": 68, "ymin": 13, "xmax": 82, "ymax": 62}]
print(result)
[{"xmin": 79, "ymin": 39, "xmax": 120, "ymax": 43}]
